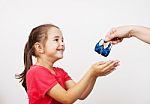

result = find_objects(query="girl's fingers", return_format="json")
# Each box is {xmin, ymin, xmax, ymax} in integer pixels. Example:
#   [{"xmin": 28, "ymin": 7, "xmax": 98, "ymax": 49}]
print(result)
[
  {"xmin": 96, "ymin": 61, "xmax": 106, "ymax": 65},
  {"xmin": 102, "ymin": 60, "xmax": 120, "ymax": 72},
  {"xmin": 93, "ymin": 60, "xmax": 120, "ymax": 77},
  {"xmin": 104, "ymin": 68, "xmax": 116, "ymax": 76},
  {"xmin": 97, "ymin": 60, "xmax": 114, "ymax": 69},
  {"xmin": 99, "ymin": 60, "xmax": 119, "ymax": 69}
]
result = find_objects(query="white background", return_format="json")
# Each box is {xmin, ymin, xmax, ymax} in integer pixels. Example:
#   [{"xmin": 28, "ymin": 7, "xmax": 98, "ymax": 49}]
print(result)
[{"xmin": 0, "ymin": 0, "xmax": 150, "ymax": 104}]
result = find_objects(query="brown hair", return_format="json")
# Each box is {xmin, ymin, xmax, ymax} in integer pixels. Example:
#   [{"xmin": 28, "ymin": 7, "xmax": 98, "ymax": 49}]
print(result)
[{"xmin": 16, "ymin": 24, "xmax": 59, "ymax": 91}]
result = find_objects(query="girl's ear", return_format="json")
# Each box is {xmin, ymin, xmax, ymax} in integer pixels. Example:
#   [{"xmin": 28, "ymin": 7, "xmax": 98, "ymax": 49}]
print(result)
[{"xmin": 34, "ymin": 42, "xmax": 44, "ymax": 54}]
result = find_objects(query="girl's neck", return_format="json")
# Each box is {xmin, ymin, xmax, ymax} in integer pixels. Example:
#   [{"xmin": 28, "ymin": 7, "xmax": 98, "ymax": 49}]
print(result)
[{"xmin": 36, "ymin": 57, "xmax": 54, "ymax": 70}]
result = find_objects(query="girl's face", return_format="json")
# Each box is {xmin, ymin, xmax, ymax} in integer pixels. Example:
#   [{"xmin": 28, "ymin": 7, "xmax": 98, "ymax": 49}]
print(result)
[{"xmin": 44, "ymin": 27, "xmax": 65, "ymax": 61}]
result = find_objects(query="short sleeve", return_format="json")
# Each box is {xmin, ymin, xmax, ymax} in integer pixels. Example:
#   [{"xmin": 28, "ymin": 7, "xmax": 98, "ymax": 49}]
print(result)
[
  {"xmin": 63, "ymin": 70, "xmax": 72, "ymax": 81},
  {"xmin": 56, "ymin": 68, "xmax": 72, "ymax": 81},
  {"xmin": 26, "ymin": 67, "xmax": 58, "ymax": 99}
]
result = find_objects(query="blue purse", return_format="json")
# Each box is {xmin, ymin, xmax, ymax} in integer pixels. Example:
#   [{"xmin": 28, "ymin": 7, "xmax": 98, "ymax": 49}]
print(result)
[{"xmin": 95, "ymin": 39, "xmax": 112, "ymax": 57}]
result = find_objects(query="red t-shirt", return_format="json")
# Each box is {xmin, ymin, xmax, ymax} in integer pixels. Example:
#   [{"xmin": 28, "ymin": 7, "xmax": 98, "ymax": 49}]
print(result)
[{"xmin": 26, "ymin": 65, "xmax": 72, "ymax": 104}]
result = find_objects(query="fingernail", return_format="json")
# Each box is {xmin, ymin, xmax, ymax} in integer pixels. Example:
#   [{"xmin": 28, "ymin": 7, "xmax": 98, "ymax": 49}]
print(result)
[{"xmin": 105, "ymin": 37, "xmax": 109, "ymax": 41}]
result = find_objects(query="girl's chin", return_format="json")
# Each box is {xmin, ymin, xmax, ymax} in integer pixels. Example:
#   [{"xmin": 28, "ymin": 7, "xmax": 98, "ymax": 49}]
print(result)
[
  {"xmin": 55, "ymin": 53, "xmax": 64, "ymax": 59},
  {"xmin": 54, "ymin": 56, "xmax": 63, "ymax": 62},
  {"xmin": 57, "ymin": 55, "xmax": 63, "ymax": 59}
]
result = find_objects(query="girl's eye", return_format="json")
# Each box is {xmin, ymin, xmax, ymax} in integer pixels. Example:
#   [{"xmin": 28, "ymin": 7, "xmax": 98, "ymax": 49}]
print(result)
[
  {"xmin": 54, "ymin": 38, "xmax": 64, "ymax": 42},
  {"xmin": 54, "ymin": 39, "xmax": 59, "ymax": 41}
]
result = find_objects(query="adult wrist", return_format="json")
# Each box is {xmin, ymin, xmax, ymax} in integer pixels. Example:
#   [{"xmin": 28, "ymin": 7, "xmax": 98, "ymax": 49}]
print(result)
[
  {"xmin": 129, "ymin": 25, "xmax": 139, "ymax": 38},
  {"xmin": 128, "ymin": 25, "xmax": 135, "ymax": 37}
]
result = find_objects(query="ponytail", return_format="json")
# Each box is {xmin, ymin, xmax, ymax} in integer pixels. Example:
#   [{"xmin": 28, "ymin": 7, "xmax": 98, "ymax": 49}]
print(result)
[
  {"xmin": 16, "ymin": 41, "xmax": 33, "ymax": 91},
  {"xmin": 23, "ymin": 41, "xmax": 33, "ymax": 91}
]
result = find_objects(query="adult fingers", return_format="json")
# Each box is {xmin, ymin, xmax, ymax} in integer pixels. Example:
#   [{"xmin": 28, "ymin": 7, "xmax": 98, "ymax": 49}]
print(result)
[{"xmin": 105, "ymin": 28, "xmax": 117, "ymax": 41}]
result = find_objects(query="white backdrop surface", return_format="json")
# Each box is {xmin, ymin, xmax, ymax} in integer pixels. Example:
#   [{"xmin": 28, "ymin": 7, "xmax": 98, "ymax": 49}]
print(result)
[{"xmin": 0, "ymin": 0, "xmax": 150, "ymax": 104}]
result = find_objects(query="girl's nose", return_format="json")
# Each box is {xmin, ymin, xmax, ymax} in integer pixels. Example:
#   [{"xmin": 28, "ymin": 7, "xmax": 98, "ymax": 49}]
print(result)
[{"xmin": 60, "ymin": 41, "xmax": 65, "ymax": 46}]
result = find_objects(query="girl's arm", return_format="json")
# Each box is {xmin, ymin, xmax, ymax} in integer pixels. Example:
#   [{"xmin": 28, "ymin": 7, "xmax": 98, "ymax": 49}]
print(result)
[
  {"xmin": 47, "ymin": 60, "xmax": 119, "ymax": 104},
  {"xmin": 65, "ymin": 76, "xmax": 97, "ymax": 100},
  {"xmin": 47, "ymin": 69, "xmax": 94, "ymax": 104},
  {"xmin": 79, "ymin": 76, "xmax": 97, "ymax": 100}
]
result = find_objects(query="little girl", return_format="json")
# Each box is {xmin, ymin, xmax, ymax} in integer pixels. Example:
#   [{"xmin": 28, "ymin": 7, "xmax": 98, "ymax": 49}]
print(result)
[{"xmin": 16, "ymin": 24, "xmax": 119, "ymax": 104}]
